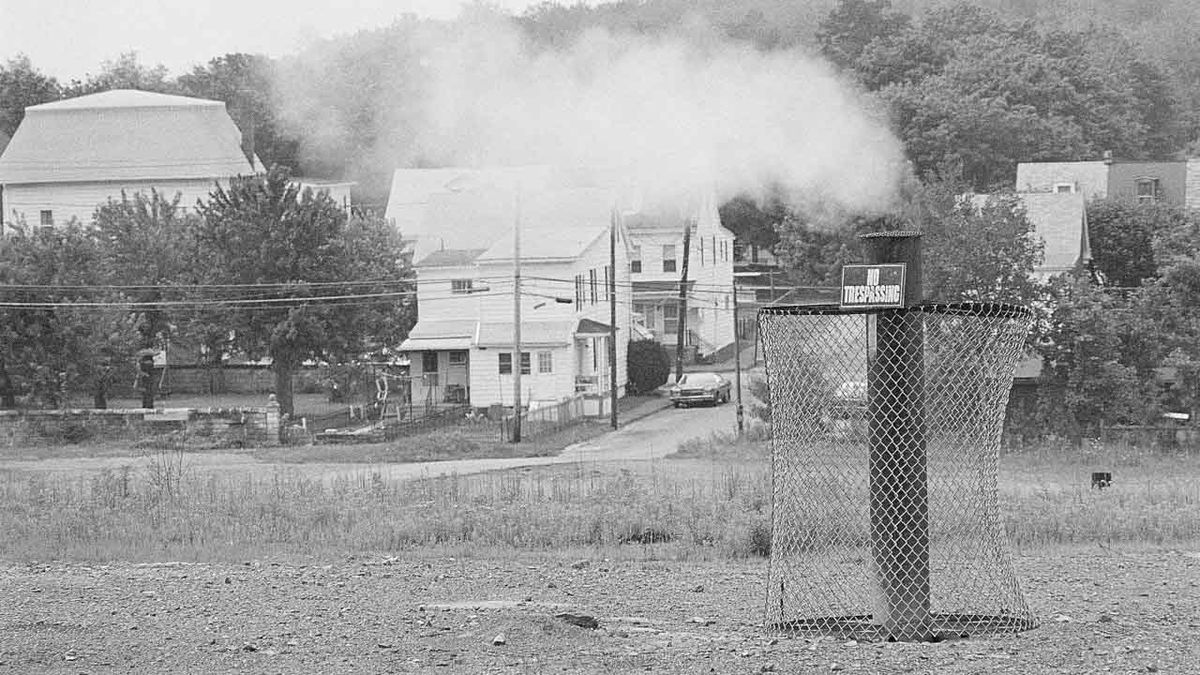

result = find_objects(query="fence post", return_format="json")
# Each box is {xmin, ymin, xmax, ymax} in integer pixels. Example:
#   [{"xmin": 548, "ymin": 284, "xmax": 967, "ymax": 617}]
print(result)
[{"xmin": 862, "ymin": 231, "xmax": 931, "ymax": 642}]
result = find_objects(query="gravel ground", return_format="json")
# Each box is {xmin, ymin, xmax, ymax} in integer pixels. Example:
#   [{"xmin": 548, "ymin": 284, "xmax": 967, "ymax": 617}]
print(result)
[{"xmin": 1, "ymin": 546, "xmax": 1197, "ymax": 674}]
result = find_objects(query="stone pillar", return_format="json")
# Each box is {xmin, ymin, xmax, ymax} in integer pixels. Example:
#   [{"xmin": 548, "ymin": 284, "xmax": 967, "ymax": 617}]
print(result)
[{"xmin": 264, "ymin": 395, "xmax": 281, "ymax": 446}]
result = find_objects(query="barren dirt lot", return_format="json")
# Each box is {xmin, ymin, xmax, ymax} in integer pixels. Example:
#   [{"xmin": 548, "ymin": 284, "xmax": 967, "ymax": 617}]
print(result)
[{"xmin": 2, "ymin": 547, "xmax": 1196, "ymax": 674}]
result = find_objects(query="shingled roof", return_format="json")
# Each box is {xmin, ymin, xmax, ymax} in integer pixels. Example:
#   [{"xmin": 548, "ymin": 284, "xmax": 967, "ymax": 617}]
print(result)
[
  {"xmin": 0, "ymin": 89, "xmax": 254, "ymax": 184},
  {"xmin": 1019, "ymin": 192, "xmax": 1090, "ymax": 275}
]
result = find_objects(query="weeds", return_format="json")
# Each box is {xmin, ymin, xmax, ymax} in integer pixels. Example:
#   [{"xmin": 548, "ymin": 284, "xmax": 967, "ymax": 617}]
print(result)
[{"xmin": 0, "ymin": 440, "xmax": 1196, "ymax": 563}]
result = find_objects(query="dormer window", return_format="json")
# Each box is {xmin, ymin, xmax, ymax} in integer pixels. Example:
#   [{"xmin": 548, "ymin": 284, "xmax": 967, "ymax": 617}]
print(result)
[{"xmin": 1135, "ymin": 177, "xmax": 1160, "ymax": 204}]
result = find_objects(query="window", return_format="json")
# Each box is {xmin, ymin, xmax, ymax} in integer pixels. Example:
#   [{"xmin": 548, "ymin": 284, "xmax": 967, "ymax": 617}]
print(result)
[
  {"xmin": 448, "ymin": 350, "xmax": 467, "ymax": 366},
  {"xmin": 663, "ymin": 302, "xmax": 679, "ymax": 334},
  {"xmin": 630, "ymin": 245, "xmax": 642, "ymax": 273},
  {"xmin": 574, "ymin": 274, "xmax": 585, "ymax": 306},
  {"xmin": 538, "ymin": 351, "xmax": 553, "ymax": 373},
  {"xmin": 451, "ymin": 279, "xmax": 473, "ymax": 294},
  {"xmin": 1054, "ymin": 183, "xmax": 1075, "ymax": 194},
  {"xmin": 589, "ymin": 269, "xmax": 598, "ymax": 304},
  {"xmin": 422, "ymin": 351, "xmax": 439, "ymax": 373},
  {"xmin": 699, "ymin": 236, "xmax": 704, "ymax": 265},
  {"xmin": 1135, "ymin": 178, "xmax": 1160, "ymax": 204},
  {"xmin": 603, "ymin": 265, "xmax": 610, "ymax": 299},
  {"xmin": 662, "ymin": 244, "xmax": 677, "ymax": 273},
  {"xmin": 39, "ymin": 210, "xmax": 53, "ymax": 227},
  {"xmin": 498, "ymin": 352, "xmax": 531, "ymax": 375}
]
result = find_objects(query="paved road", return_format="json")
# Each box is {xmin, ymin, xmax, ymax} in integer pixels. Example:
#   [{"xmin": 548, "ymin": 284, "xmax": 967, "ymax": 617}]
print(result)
[{"xmin": 378, "ymin": 396, "xmax": 744, "ymax": 482}]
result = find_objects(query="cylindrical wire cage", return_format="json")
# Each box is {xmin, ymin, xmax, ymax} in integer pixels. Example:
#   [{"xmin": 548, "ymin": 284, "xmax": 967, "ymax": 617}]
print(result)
[{"xmin": 760, "ymin": 302, "xmax": 1036, "ymax": 640}]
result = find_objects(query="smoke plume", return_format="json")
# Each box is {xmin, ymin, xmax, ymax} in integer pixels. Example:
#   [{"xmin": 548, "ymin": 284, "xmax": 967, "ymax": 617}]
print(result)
[{"xmin": 274, "ymin": 12, "xmax": 907, "ymax": 213}]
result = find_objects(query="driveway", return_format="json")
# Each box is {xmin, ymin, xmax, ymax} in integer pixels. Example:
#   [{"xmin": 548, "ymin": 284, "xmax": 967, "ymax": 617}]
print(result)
[{"xmin": 374, "ymin": 396, "xmax": 745, "ymax": 482}]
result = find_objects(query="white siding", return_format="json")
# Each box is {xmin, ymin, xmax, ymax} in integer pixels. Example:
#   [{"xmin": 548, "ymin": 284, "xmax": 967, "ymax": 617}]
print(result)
[
  {"xmin": 469, "ymin": 346, "xmax": 573, "ymax": 408},
  {"xmin": 414, "ymin": 265, "xmax": 489, "ymax": 323},
  {"xmin": 625, "ymin": 190, "xmax": 735, "ymax": 355},
  {"xmin": 2, "ymin": 178, "xmax": 223, "ymax": 229},
  {"xmin": 1188, "ymin": 158, "xmax": 1200, "ymax": 211}
]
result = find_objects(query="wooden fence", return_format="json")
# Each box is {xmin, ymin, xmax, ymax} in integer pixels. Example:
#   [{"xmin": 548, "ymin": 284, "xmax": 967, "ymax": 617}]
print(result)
[{"xmin": 500, "ymin": 396, "xmax": 587, "ymax": 441}]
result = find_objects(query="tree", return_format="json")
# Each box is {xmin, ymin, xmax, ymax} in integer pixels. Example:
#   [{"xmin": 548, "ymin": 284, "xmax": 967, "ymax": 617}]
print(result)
[
  {"xmin": 93, "ymin": 190, "xmax": 199, "ymax": 356},
  {"xmin": 626, "ymin": 339, "xmax": 671, "ymax": 394},
  {"xmin": 176, "ymin": 54, "xmax": 301, "ymax": 171},
  {"xmin": 0, "ymin": 225, "xmax": 139, "ymax": 408},
  {"xmin": 191, "ymin": 168, "xmax": 413, "ymax": 416},
  {"xmin": 1036, "ymin": 276, "xmax": 1164, "ymax": 437},
  {"xmin": 817, "ymin": 0, "xmax": 911, "ymax": 71},
  {"xmin": 1085, "ymin": 199, "xmax": 1193, "ymax": 288},
  {"xmin": 854, "ymin": 4, "xmax": 1189, "ymax": 189},
  {"xmin": 0, "ymin": 54, "xmax": 61, "ymax": 138},
  {"xmin": 718, "ymin": 192, "xmax": 785, "ymax": 251},
  {"xmin": 62, "ymin": 52, "xmax": 175, "ymax": 98},
  {"xmin": 912, "ymin": 182, "xmax": 1044, "ymax": 305}
]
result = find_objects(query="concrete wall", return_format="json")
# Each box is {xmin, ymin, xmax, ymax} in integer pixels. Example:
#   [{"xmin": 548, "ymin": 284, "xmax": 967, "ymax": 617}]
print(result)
[{"xmin": 0, "ymin": 404, "xmax": 280, "ymax": 448}]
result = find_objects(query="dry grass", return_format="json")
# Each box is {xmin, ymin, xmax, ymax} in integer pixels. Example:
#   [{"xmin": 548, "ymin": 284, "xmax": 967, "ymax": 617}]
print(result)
[{"xmin": 0, "ymin": 436, "xmax": 1196, "ymax": 564}]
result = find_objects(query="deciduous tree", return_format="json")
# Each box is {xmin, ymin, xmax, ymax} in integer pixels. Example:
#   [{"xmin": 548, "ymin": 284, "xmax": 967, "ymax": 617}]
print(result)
[
  {"xmin": 0, "ymin": 54, "xmax": 60, "ymax": 139},
  {"xmin": 0, "ymin": 225, "xmax": 139, "ymax": 408},
  {"xmin": 191, "ymin": 168, "xmax": 413, "ymax": 416}
]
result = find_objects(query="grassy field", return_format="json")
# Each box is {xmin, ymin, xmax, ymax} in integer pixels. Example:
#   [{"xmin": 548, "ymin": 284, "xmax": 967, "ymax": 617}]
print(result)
[{"xmin": 0, "ymin": 431, "xmax": 1196, "ymax": 562}]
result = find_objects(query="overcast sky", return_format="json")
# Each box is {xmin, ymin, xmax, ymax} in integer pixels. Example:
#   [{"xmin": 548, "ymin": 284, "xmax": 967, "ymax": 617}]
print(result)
[{"xmin": 1, "ymin": 0, "xmax": 588, "ymax": 81}]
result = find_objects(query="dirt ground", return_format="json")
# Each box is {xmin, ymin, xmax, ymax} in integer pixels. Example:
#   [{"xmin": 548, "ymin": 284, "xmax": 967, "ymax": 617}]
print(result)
[{"xmin": 1, "ymin": 546, "xmax": 1196, "ymax": 674}]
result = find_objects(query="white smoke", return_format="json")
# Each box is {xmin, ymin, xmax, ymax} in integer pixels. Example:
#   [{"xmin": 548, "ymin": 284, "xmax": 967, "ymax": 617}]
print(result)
[{"xmin": 275, "ymin": 12, "xmax": 907, "ymax": 214}]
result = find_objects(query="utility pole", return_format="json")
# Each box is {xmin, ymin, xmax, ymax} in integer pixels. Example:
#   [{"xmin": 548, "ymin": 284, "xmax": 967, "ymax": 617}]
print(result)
[
  {"xmin": 609, "ymin": 208, "xmax": 619, "ymax": 430},
  {"xmin": 733, "ymin": 280, "xmax": 744, "ymax": 435},
  {"xmin": 511, "ymin": 189, "xmax": 523, "ymax": 443},
  {"xmin": 673, "ymin": 222, "xmax": 692, "ymax": 383}
]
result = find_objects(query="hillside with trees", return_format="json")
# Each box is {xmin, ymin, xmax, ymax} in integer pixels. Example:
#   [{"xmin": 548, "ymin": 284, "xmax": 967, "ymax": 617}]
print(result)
[{"xmin": 2, "ymin": 0, "xmax": 1200, "ymax": 433}]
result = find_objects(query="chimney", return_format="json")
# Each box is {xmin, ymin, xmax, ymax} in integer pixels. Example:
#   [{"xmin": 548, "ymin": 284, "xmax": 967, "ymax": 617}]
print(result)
[{"xmin": 1103, "ymin": 150, "xmax": 1114, "ymax": 165}]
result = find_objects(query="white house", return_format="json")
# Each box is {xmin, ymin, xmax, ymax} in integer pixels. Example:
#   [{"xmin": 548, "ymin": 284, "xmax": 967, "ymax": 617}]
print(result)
[
  {"xmin": 398, "ymin": 184, "xmax": 631, "ymax": 415},
  {"xmin": 625, "ymin": 189, "xmax": 736, "ymax": 362},
  {"xmin": 386, "ymin": 165, "xmax": 736, "ymax": 365},
  {"xmin": 967, "ymin": 192, "xmax": 1091, "ymax": 281},
  {"xmin": 0, "ymin": 89, "xmax": 257, "ymax": 232}
]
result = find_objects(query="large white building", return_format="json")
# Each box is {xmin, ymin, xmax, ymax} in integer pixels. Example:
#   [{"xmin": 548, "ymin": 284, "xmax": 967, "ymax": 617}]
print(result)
[
  {"xmin": 0, "ymin": 89, "xmax": 259, "ymax": 233},
  {"xmin": 398, "ymin": 184, "xmax": 631, "ymax": 414}
]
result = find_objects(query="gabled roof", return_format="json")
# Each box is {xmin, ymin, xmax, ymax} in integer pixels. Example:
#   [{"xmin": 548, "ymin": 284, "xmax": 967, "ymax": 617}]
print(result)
[
  {"xmin": 477, "ymin": 187, "xmax": 615, "ymax": 262},
  {"xmin": 384, "ymin": 166, "xmax": 553, "ymax": 243},
  {"xmin": 966, "ymin": 192, "xmax": 1089, "ymax": 276},
  {"xmin": 1019, "ymin": 192, "xmax": 1090, "ymax": 274},
  {"xmin": 1015, "ymin": 161, "xmax": 1108, "ymax": 199},
  {"xmin": 0, "ymin": 89, "xmax": 254, "ymax": 184}
]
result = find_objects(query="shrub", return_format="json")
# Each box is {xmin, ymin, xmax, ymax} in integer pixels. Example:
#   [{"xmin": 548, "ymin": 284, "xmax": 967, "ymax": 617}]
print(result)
[
  {"xmin": 627, "ymin": 339, "xmax": 671, "ymax": 394},
  {"xmin": 748, "ymin": 377, "xmax": 771, "ymax": 423}
]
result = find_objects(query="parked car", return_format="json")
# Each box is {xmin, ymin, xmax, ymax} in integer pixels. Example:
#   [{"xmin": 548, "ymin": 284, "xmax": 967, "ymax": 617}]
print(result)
[{"xmin": 669, "ymin": 372, "xmax": 732, "ymax": 408}]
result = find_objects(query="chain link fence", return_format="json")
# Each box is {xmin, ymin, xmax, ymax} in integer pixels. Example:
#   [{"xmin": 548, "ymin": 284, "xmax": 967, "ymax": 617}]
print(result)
[{"xmin": 759, "ymin": 302, "xmax": 1036, "ymax": 640}]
